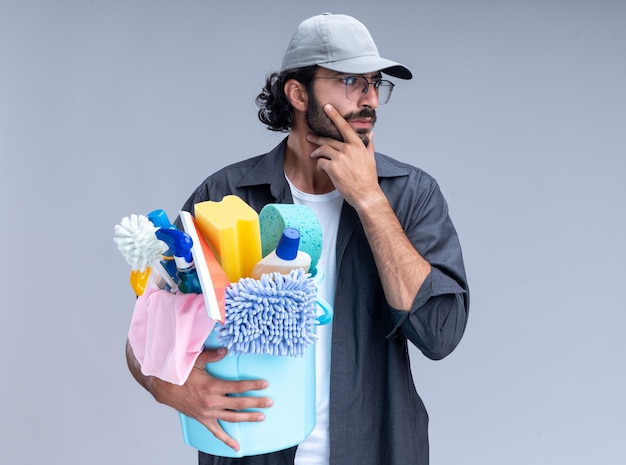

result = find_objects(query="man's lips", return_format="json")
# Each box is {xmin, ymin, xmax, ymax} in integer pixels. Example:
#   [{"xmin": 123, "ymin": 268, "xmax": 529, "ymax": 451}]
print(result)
[{"xmin": 349, "ymin": 119, "xmax": 374, "ymax": 129}]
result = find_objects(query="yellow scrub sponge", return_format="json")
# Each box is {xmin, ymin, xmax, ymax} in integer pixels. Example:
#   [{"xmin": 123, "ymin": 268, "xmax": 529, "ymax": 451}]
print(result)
[{"xmin": 194, "ymin": 195, "xmax": 262, "ymax": 282}]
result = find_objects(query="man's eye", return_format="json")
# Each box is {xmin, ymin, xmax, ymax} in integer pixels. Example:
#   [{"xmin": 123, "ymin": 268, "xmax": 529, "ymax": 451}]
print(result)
[{"xmin": 344, "ymin": 76, "xmax": 358, "ymax": 86}]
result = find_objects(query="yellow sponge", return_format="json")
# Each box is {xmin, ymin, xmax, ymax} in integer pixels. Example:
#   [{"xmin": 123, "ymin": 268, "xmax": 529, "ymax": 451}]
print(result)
[{"xmin": 194, "ymin": 195, "xmax": 262, "ymax": 282}]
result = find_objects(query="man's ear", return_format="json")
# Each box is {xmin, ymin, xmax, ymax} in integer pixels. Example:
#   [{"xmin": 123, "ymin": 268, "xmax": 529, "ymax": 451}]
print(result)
[{"xmin": 284, "ymin": 79, "xmax": 308, "ymax": 112}]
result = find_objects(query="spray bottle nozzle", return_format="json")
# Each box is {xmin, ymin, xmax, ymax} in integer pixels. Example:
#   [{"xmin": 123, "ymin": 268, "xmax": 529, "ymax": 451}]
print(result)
[
  {"xmin": 155, "ymin": 228, "xmax": 194, "ymax": 268},
  {"xmin": 147, "ymin": 209, "xmax": 176, "ymax": 230}
]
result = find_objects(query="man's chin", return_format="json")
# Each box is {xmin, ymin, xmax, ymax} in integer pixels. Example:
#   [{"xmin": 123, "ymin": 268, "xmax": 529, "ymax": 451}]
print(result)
[
  {"xmin": 356, "ymin": 131, "xmax": 370, "ymax": 147},
  {"xmin": 313, "ymin": 130, "xmax": 344, "ymax": 143},
  {"xmin": 310, "ymin": 129, "xmax": 369, "ymax": 147}
]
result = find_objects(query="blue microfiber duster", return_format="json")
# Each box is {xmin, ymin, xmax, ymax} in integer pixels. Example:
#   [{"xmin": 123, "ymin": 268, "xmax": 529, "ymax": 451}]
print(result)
[{"xmin": 219, "ymin": 268, "xmax": 318, "ymax": 356}]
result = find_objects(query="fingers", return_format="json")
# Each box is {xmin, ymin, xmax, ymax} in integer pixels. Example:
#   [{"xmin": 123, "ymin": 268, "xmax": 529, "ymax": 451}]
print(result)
[
  {"xmin": 192, "ymin": 362, "xmax": 273, "ymax": 452},
  {"xmin": 305, "ymin": 104, "xmax": 357, "ymax": 151},
  {"xmin": 218, "ymin": 377, "xmax": 270, "ymax": 396},
  {"xmin": 198, "ymin": 350, "xmax": 272, "ymax": 400},
  {"xmin": 321, "ymin": 104, "xmax": 359, "ymax": 144},
  {"xmin": 200, "ymin": 395, "xmax": 270, "ymax": 453},
  {"xmin": 200, "ymin": 380, "xmax": 271, "ymax": 453},
  {"xmin": 307, "ymin": 104, "xmax": 375, "ymax": 158},
  {"xmin": 151, "ymin": 347, "xmax": 274, "ymax": 453},
  {"xmin": 196, "ymin": 347, "xmax": 228, "ymax": 365},
  {"xmin": 205, "ymin": 419, "xmax": 241, "ymax": 452},
  {"xmin": 196, "ymin": 351, "xmax": 273, "ymax": 415}
]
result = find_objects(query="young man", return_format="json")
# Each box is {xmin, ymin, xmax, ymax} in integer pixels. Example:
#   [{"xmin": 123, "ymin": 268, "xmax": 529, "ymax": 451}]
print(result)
[{"xmin": 126, "ymin": 13, "xmax": 469, "ymax": 465}]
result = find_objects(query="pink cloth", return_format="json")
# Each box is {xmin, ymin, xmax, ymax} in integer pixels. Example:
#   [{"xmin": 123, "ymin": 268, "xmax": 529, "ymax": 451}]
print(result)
[{"xmin": 128, "ymin": 288, "xmax": 215, "ymax": 385}]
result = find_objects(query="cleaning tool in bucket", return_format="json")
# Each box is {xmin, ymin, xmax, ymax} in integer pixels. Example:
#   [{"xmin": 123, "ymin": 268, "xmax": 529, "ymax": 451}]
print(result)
[
  {"xmin": 128, "ymin": 268, "xmax": 151, "ymax": 296},
  {"xmin": 147, "ymin": 209, "xmax": 178, "ymax": 281},
  {"xmin": 179, "ymin": 210, "xmax": 229, "ymax": 324},
  {"xmin": 125, "ymin": 211, "xmax": 222, "ymax": 386},
  {"xmin": 193, "ymin": 195, "xmax": 262, "ymax": 282},
  {"xmin": 258, "ymin": 204, "xmax": 322, "ymax": 274},
  {"xmin": 155, "ymin": 228, "xmax": 201, "ymax": 294},
  {"xmin": 180, "ymin": 268, "xmax": 333, "ymax": 457},
  {"xmin": 251, "ymin": 227, "xmax": 311, "ymax": 280},
  {"xmin": 219, "ymin": 268, "xmax": 318, "ymax": 356},
  {"xmin": 114, "ymin": 214, "xmax": 179, "ymax": 294}
]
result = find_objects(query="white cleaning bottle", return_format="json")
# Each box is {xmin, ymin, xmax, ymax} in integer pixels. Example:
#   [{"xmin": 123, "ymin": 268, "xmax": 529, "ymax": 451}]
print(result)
[{"xmin": 251, "ymin": 227, "xmax": 311, "ymax": 279}]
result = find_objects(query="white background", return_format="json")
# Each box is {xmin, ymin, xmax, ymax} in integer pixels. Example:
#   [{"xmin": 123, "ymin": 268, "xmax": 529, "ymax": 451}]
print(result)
[{"xmin": 1, "ymin": 1, "xmax": 624, "ymax": 464}]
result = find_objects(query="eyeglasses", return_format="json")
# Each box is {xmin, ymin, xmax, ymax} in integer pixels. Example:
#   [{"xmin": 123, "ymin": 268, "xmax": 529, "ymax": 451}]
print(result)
[{"xmin": 313, "ymin": 75, "xmax": 395, "ymax": 105}]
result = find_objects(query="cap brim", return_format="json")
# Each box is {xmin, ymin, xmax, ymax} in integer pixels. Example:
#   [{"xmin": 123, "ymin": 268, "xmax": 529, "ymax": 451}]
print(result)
[{"xmin": 319, "ymin": 56, "xmax": 413, "ymax": 80}]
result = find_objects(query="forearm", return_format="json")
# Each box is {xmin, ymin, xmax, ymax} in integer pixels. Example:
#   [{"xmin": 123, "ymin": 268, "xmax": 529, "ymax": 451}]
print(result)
[
  {"xmin": 355, "ymin": 191, "xmax": 431, "ymax": 311},
  {"xmin": 125, "ymin": 338, "xmax": 188, "ymax": 407},
  {"xmin": 126, "ymin": 338, "xmax": 154, "ymax": 394},
  {"xmin": 387, "ymin": 262, "xmax": 469, "ymax": 359}
]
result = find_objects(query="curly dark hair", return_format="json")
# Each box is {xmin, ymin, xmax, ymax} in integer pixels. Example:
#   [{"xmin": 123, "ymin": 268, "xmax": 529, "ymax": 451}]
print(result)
[{"xmin": 255, "ymin": 65, "xmax": 318, "ymax": 132}]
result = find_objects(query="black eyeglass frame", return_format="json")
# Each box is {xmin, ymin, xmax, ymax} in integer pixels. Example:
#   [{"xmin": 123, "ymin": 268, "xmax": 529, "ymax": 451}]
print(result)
[{"xmin": 312, "ymin": 75, "xmax": 395, "ymax": 104}]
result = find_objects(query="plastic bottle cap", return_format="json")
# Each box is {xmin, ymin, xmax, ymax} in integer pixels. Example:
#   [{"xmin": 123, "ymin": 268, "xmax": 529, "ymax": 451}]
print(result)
[
  {"xmin": 275, "ymin": 227, "xmax": 300, "ymax": 260},
  {"xmin": 147, "ymin": 209, "xmax": 175, "ymax": 230}
]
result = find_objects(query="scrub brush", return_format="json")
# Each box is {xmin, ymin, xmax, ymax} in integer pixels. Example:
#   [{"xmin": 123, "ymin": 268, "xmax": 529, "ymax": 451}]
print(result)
[{"xmin": 114, "ymin": 213, "xmax": 179, "ymax": 293}]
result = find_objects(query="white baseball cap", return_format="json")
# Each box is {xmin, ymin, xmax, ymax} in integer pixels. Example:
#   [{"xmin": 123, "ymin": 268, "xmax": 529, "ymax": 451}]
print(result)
[{"xmin": 281, "ymin": 13, "xmax": 413, "ymax": 80}]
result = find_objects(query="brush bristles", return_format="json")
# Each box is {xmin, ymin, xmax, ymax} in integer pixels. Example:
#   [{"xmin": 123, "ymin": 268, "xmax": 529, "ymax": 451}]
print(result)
[{"xmin": 114, "ymin": 214, "xmax": 167, "ymax": 271}]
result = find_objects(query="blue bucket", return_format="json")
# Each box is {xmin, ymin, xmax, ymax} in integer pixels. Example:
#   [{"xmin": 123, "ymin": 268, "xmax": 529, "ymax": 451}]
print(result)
[{"xmin": 179, "ymin": 298, "xmax": 332, "ymax": 457}]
